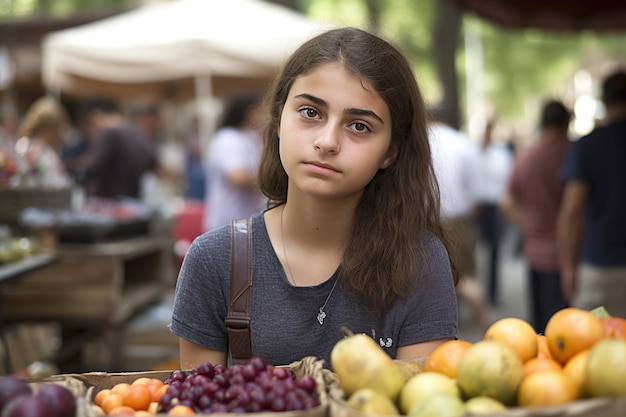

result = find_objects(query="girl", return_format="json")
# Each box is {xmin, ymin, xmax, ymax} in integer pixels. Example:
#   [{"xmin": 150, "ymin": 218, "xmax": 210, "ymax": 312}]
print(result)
[{"xmin": 171, "ymin": 27, "xmax": 458, "ymax": 369}]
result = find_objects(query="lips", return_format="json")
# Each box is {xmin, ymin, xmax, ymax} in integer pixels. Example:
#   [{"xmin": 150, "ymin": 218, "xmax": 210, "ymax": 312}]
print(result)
[{"xmin": 306, "ymin": 161, "xmax": 340, "ymax": 173}]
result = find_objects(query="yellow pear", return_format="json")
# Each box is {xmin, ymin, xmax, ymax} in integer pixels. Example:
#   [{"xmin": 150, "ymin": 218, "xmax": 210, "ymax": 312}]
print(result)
[
  {"xmin": 584, "ymin": 338, "xmax": 626, "ymax": 398},
  {"xmin": 407, "ymin": 393, "xmax": 465, "ymax": 417},
  {"xmin": 398, "ymin": 371, "xmax": 460, "ymax": 414},
  {"xmin": 346, "ymin": 388, "xmax": 400, "ymax": 416},
  {"xmin": 464, "ymin": 396, "xmax": 507, "ymax": 414},
  {"xmin": 330, "ymin": 328, "xmax": 406, "ymax": 401}
]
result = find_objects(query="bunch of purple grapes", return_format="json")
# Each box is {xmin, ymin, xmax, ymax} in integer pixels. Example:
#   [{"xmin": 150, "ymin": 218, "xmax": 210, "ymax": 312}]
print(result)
[{"xmin": 158, "ymin": 357, "xmax": 320, "ymax": 413}]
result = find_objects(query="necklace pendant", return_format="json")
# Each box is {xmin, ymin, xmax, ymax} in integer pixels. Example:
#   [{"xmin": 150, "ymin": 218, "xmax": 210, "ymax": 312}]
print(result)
[{"xmin": 317, "ymin": 308, "xmax": 327, "ymax": 325}]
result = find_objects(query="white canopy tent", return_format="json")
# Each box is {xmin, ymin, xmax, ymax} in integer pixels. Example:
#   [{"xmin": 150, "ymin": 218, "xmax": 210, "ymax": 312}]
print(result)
[
  {"xmin": 43, "ymin": 0, "xmax": 334, "ymax": 100},
  {"xmin": 42, "ymin": 0, "xmax": 334, "ymax": 148}
]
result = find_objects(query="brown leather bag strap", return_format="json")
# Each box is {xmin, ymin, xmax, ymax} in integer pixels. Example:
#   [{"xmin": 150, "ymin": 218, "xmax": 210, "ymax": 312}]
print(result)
[{"xmin": 225, "ymin": 217, "xmax": 253, "ymax": 365}]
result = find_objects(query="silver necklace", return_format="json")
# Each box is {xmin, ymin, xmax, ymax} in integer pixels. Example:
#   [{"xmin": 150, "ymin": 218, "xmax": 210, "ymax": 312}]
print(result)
[{"xmin": 280, "ymin": 206, "xmax": 339, "ymax": 325}]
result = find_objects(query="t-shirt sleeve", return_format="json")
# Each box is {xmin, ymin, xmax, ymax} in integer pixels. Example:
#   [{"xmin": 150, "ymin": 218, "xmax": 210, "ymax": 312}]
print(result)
[
  {"xmin": 396, "ymin": 235, "xmax": 458, "ymax": 347},
  {"xmin": 169, "ymin": 226, "xmax": 231, "ymax": 351},
  {"xmin": 560, "ymin": 139, "xmax": 584, "ymax": 182}
]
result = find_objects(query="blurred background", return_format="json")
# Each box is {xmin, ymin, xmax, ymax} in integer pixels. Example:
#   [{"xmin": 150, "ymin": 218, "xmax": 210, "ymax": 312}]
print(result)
[
  {"xmin": 1, "ymin": 0, "xmax": 625, "ymax": 375},
  {"xmin": 3, "ymin": 0, "xmax": 625, "ymax": 143}
]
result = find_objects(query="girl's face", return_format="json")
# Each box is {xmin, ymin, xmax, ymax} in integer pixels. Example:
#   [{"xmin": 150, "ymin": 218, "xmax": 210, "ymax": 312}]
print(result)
[{"xmin": 279, "ymin": 62, "xmax": 394, "ymax": 201}]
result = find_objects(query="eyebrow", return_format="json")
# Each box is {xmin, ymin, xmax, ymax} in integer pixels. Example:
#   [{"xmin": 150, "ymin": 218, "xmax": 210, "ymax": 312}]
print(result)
[{"xmin": 294, "ymin": 93, "xmax": 385, "ymax": 125}]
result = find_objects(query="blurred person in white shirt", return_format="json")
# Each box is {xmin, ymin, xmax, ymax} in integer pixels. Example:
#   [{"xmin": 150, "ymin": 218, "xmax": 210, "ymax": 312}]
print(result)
[
  {"xmin": 475, "ymin": 118, "xmax": 514, "ymax": 305},
  {"xmin": 429, "ymin": 106, "xmax": 488, "ymax": 330},
  {"xmin": 203, "ymin": 92, "xmax": 267, "ymax": 231}
]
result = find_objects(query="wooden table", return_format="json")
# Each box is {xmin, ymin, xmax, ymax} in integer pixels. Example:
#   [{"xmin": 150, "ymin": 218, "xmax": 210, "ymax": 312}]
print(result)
[
  {"xmin": 0, "ymin": 253, "xmax": 58, "ymax": 285},
  {"xmin": 0, "ymin": 253, "xmax": 59, "ymax": 374},
  {"xmin": 0, "ymin": 234, "xmax": 175, "ymax": 372}
]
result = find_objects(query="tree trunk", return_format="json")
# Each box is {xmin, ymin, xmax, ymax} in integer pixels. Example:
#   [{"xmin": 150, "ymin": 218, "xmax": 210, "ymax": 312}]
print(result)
[
  {"xmin": 364, "ymin": 0, "xmax": 382, "ymax": 34},
  {"xmin": 433, "ymin": 0, "xmax": 462, "ymax": 129},
  {"xmin": 266, "ymin": 0, "xmax": 300, "ymax": 11}
]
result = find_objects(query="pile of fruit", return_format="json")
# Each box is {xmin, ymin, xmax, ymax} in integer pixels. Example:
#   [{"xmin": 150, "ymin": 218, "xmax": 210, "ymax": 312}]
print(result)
[
  {"xmin": 331, "ymin": 307, "xmax": 626, "ymax": 417},
  {"xmin": 0, "ymin": 376, "xmax": 77, "ymax": 417},
  {"xmin": 92, "ymin": 357, "xmax": 321, "ymax": 415},
  {"xmin": 92, "ymin": 376, "xmax": 167, "ymax": 415}
]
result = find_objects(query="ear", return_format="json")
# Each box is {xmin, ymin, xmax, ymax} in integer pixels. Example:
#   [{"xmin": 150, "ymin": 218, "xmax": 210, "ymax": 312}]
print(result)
[{"xmin": 380, "ymin": 145, "xmax": 398, "ymax": 169}]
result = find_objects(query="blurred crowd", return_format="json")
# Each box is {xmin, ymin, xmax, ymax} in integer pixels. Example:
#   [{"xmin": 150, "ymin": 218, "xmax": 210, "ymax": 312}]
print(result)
[
  {"xmin": 1, "ymin": 68, "xmax": 625, "ymax": 334},
  {"xmin": 430, "ymin": 69, "xmax": 626, "ymax": 335}
]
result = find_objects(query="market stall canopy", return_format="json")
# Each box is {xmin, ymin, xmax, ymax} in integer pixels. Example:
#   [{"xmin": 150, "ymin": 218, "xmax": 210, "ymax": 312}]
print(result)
[
  {"xmin": 445, "ymin": 0, "xmax": 626, "ymax": 32},
  {"xmin": 42, "ymin": 0, "xmax": 334, "ymax": 100}
]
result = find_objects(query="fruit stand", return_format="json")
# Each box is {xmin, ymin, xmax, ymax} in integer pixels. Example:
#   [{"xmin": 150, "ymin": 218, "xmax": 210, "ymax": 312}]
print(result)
[
  {"xmin": 0, "ymin": 232, "xmax": 175, "ymax": 373},
  {"xmin": 0, "ymin": 188, "xmax": 176, "ymax": 373},
  {"xmin": 0, "ymin": 252, "xmax": 59, "ymax": 375},
  {"xmin": 2, "ymin": 310, "xmax": 626, "ymax": 417}
]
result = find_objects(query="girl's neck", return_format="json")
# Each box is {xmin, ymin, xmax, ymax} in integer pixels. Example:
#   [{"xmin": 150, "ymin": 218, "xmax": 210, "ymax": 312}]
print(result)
[{"xmin": 281, "ymin": 199, "xmax": 354, "ymax": 249}]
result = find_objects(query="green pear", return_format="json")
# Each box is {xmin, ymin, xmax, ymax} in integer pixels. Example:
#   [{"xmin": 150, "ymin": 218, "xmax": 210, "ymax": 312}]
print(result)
[
  {"xmin": 330, "ymin": 329, "xmax": 406, "ymax": 401},
  {"xmin": 407, "ymin": 394, "xmax": 465, "ymax": 417},
  {"xmin": 347, "ymin": 388, "xmax": 400, "ymax": 416},
  {"xmin": 398, "ymin": 371, "xmax": 460, "ymax": 414},
  {"xmin": 464, "ymin": 396, "xmax": 507, "ymax": 414},
  {"xmin": 584, "ymin": 338, "xmax": 626, "ymax": 397}
]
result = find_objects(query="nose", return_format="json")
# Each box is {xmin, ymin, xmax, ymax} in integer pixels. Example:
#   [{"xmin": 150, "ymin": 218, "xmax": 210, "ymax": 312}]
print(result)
[{"xmin": 313, "ymin": 123, "xmax": 341, "ymax": 154}]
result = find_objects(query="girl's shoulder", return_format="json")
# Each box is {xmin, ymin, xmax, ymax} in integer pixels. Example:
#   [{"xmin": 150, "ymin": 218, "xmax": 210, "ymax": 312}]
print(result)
[
  {"xmin": 417, "ymin": 231, "xmax": 451, "ymax": 273},
  {"xmin": 192, "ymin": 212, "xmax": 268, "ymax": 249},
  {"xmin": 421, "ymin": 230, "xmax": 447, "ymax": 252}
]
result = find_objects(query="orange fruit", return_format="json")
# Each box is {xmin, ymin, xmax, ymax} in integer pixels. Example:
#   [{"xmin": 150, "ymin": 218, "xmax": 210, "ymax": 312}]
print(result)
[
  {"xmin": 145, "ymin": 378, "xmax": 165, "ymax": 391},
  {"xmin": 131, "ymin": 377, "xmax": 151, "ymax": 387},
  {"xmin": 152, "ymin": 384, "xmax": 169, "ymax": 402},
  {"xmin": 545, "ymin": 307, "xmax": 605, "ymax": 364},
  {"xmin": 517, "ymin": 369, "xmax": 577, "ymax": 407},
  {"xmin": 111, "ymin": 382, "xmax": 131, "ymax": 395},
  {"xmin": 94, "ymin": 388, "xmax": 111, "ymax": 407},
  {"xmin": 423, "ymin": 339, "xmax": 473, "ymax": 379},
  {"xmin": 122, "ymin": 384, "xmax": 152, "ymax": 411},
  {"xmin": 108, "ymin": 405, "xmax": 136, "ymax": 415},
  {"xmin": 484, "ymin": 317, "xmax": 538, "ymax": 362},
  {"xmin": 536, "ymin": 334, "xmax": 554, "ymax": 360},
  {"xmin": 168, "ymin": 405, "xmax": 196, "ymax": 415},
  {"xmin": 144, "ymin": 379, "xmax": 166, "ymax": 401},
  {"xmin": 600, "ymin": 317, "xmax": 626, "ymax": 339},
  {"xmin": 522, "ymin": 357, "xmax": 562, "ymax": 378},
  {"xmin": 101, "ymin": 392, "xmax": 124, "ymax": 414},
  {"xmin": 563, "ymin": 348, "xmax": 590, "ymax": 398}
]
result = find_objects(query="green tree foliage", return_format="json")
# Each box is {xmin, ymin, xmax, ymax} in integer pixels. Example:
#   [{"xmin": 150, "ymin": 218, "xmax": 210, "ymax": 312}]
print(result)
[
  {"xmin": 0, "ymin": 0, "xmax": 133, "ymax": 20},
  {"xmin": 300, "ymin": 0, "xmax": 439, "ymax": 101},
  {"xmin": 477, "ymin": 22, "xmax": 582, "ymax": 117},
  {"xmin": 302, "ymin": 0, "xmax": 626, "ymax": 121},
  {"xmin": 3, "ymin": 0, "xmax": 624, "ymax": 121}
]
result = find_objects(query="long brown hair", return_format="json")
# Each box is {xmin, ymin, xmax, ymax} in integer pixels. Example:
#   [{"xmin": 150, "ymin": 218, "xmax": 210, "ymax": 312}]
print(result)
[{"xmin": 258, "ymin": 27, "xmax": 457, "ymax": 312}]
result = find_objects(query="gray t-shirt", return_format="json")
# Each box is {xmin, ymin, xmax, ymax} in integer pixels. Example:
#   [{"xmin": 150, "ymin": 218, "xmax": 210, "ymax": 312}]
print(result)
[{"xmin": 170, "ymin": 211, "xmax": 458, "ymax": 368}]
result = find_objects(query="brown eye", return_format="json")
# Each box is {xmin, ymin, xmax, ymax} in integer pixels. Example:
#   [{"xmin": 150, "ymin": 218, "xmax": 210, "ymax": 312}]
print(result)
[
  {"xmin": 349, "ymin": 122, "xmax": 371, "ymax": 133},
  {"xmin": 299, "ymin": 107, "xmax": 320, "ymax": 119}
]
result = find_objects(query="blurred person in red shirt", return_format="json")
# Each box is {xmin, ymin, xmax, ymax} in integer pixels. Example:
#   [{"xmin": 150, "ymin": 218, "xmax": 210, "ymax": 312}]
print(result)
[{"xmin": 500, "ymin": 100, "xmax": 572, "ymax": 333}]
